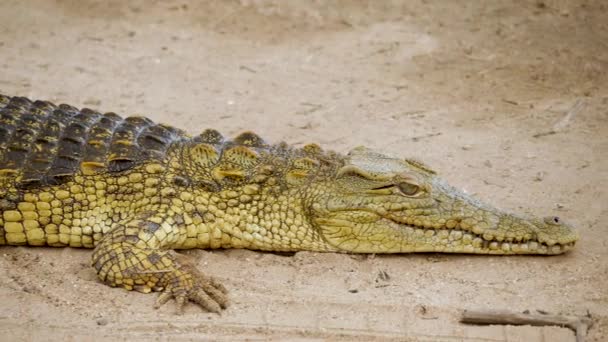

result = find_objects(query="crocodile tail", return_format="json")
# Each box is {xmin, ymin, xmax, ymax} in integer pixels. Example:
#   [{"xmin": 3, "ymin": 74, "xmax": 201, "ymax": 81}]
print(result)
[{"xmin": 0, "ymin": 94, "xmax": 190, "ymax": 188}]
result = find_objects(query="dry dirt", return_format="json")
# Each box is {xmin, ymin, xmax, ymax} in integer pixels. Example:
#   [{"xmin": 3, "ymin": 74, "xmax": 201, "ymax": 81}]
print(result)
[{"xmin": 0, "ymin": 1, "xmax": 607, "ymax": 341}]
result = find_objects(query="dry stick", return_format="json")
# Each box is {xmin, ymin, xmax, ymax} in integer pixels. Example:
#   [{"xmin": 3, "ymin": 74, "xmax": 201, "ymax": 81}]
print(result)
[
  {"xmin": 553, "ymin": 98, "xmax": 584, "ymax": 131},
  {"xmin": 533, "ymin": 98, "xmax": 585, "ymax": 138},
  {"xmin": 460, "ymin": 310, "xmax": 593, "ymax": 342}
]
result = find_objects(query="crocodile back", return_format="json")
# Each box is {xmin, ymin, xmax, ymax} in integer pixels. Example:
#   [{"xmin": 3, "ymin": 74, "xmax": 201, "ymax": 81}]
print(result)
[{"xmin": 0, "ymin": 94, "xmax": 189, "ymax": 188}]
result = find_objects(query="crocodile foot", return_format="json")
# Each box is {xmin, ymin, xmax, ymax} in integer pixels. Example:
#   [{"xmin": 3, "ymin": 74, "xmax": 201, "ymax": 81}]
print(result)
[
  {"xmin": 92, "ymin": 226, "xmax": 229, "ymax": 314},
  {"xmin": 153, "ymin": 253, "xmax": 229, "ymax": 314}
]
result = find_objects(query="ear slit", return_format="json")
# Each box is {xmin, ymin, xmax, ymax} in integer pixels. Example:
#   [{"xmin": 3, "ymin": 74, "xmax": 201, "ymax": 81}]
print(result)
[{"xmin": 371, "ymin": 184, "xmax": 394, "ymax": 190}]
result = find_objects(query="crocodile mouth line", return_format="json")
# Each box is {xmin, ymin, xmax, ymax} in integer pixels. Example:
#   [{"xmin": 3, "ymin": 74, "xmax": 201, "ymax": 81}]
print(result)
[
  {"xmin": 392, "ymin": 221, "xmax": 576, "ymax": 254},
  {"xmin": 325, "ymin": 209, "xmax": 576, "ymax": 254}
]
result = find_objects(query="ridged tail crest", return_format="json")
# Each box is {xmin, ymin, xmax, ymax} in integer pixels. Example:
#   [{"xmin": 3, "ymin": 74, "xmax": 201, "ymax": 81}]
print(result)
[
  {"xmin": 0, "ymin": 94, "xmax": 189, "ymax": 188},
  {"xmin": 181, "ymin": 130, "xmax": 341, "ymax": 191}
]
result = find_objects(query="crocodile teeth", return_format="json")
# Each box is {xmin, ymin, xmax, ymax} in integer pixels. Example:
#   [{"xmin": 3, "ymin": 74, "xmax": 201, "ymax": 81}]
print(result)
[
  {"xmin": 528, "ymin": 241, "xmax": 539, "ymax": 251},
  {"xmin": 482, "ymin": 240, "xmax": 490, "ymax": 249},
  {"xmin": 449, "ymin": 230, "xmax": 462, "ymax": 241},
  {"xmin": 473, "ymin": 237, "xmax": 483, "ymax": 248},
  {"xmin": 402, "ymin": 225, "xmax": 574, "ymax": 255}
]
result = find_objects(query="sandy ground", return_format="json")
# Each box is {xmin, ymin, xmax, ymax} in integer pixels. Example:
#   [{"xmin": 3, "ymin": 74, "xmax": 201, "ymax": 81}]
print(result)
[{"xmin": 0, "ymin": 1, "xmax": 607, "ymax": 341}]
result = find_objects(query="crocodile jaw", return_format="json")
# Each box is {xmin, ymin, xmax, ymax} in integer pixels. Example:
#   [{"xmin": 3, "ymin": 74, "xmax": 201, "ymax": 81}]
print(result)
[
  {"xmin": 390, "ymin": 220, "xmax": 577, "ymax": 255},
  {"xmin": 313, "ymin": 206, "xmax": 579, "ymax": 255}
]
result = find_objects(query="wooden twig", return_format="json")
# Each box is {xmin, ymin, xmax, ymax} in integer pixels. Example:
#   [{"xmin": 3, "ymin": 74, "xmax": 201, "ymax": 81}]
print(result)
[
  {"xmin": 460, "ymin": 309, "xmax": 593, "ymax": 342},
  {"xmin": 533, "ymin": 98, "xmax": 585, "ymax": 138},
  {"xmin": 552, "ymin": 98, "xmax": 584, "ymax": 132}
]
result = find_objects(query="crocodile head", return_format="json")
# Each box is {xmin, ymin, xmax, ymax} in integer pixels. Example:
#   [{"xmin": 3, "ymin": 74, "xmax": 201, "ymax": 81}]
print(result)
[{"xmin": 308, "ymin": 147, "xmax": 578, "ymax": 255}]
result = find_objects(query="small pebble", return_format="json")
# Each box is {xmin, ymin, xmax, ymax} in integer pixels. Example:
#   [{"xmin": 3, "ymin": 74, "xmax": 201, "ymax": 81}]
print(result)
[{"xmin": 534, "ymin": 171, "xmax": 545, "ymax": 182}]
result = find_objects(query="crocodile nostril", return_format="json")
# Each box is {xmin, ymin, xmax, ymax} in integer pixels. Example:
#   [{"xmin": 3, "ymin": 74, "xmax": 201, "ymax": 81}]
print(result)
[
  {"xmin": 553, "ymin": 216, "xmax": 560, "ymax": 224},
  {"xmin": 544, "ymin": 216, "xmax": 560, "ymax": 225}
]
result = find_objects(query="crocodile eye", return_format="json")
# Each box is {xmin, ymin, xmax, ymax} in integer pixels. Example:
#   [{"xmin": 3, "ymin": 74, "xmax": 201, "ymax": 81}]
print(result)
[{"xmin": 397, "ymin": 182, "xmax": 420, "ymax": 196}]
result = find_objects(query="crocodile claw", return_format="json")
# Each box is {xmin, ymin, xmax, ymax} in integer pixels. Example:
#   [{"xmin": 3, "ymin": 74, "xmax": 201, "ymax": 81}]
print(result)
[{"xmin": 154, "ymin": 265, "xmax": 229, "ymax": 314}]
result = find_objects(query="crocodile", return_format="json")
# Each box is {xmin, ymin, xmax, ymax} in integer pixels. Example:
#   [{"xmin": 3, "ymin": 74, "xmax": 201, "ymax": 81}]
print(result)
[{"xmin": 0, "ymin": 94, "xmax": 578, "ymax": 313}]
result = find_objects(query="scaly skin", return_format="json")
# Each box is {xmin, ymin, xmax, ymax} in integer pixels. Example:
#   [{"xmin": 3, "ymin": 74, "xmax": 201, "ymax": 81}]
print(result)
[{"xmin": 0, "ymin": 95, "xmax": 578, "ymax": 313}]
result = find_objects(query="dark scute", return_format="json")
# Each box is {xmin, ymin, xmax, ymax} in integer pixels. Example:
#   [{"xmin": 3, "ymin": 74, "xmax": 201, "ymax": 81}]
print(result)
[
  {"xmin": 0, "ymin": 114, "xmax": 19, "ymax": 130},
  {"xmin": 233, "ymin": 131, "xmax": 266, "ymax": 147},
  {"xmin": 57, "ymin": 103, "xmax": 79, "ymax": 115},
  {"xmin": 51, "ymin": 108, "xmax": 76, "ymax": 122},
  {"xmin": 65, "ymin": 120, "xmax": 89, "ymax": 133},
  {"xmin": 125, "ymin": 116, "xmax": 154, "ymax": 127},
  {"xmin": 98, "ymin": 116, "xmax": 118, "ymax": 127},
  {"xmin": 57, "ymin": 137, "xmax": 85, "ymax": 158},
  {"xmin": 143, "ymin": 150, "xmax": 165, "ymax": 160},
  {"xmin": 195, "ymin": 129, "xmax": 224, "ymax": 144},
  {"xmin": 34, "ymin": 136, "xmax": 54, "ymax": 144},
  {"xmin": 89, "ymin": 123, "xmax": 116, "ymax": 138},
  {"xmin": 103, "ymin": 112, "xmax": 122, "ymax": 121},
  {"xmin": 50, "ymin": 154, "xmax": 79, "ymax": 172},
  {"xmin": 113, "ymin": 122, "xmax": 138, "ymax": 138},
  {"xmin": 108, "ymin": 159, "xmax": 136, "ymax": 172},
  {"xmin": 19, "ymin": 179, "xmax": 42, "ymax": 188},
  {"xmin": 48, "ymin": 174, "xmax": 74, "ymax": 185},
  {"xmin": 109, "ymin": 122, "xmax": 141, "ymax": 160},
  {"xmin": 142, "ymin": 134, "xmax": 169, "ymax": 149},
  {"xmin": 157, "ymin": 123, "xmax": 182, "ymax": 135},
  {"xmin": 80, "ymin": 107, "xmax": 100, "ymax": 115},
  {"xmin": 173, "ymin": 175, "xmax": 190, "ymax": 187},
  {"xmin": 146, "ymin": 124, "xmax": 175, "ymax": 140},
  {"xmin": 138, "ymin": 124, "xmax": 176, "ymax": 152},
  {"xmin": 9, "ymin": 97, "xmax": 32, "ymax": 108},
  {"xmin": 20, "ymin": 114, "xmax": 43, "ymax": 129},
  {"xmin": 62, "ymin": 122, "xmax": 88, "ymax": 145},
  {"xmin": 0, "ymin": 127, "xmax": 11, "ymax": 145},
  {"xmin": 0, "ymin": 94, "xmax": 10, "ymax": 105},
  {"xmin": 40, "ymin": 118, "xmax": 65, "ymax": 136},
  {"xmin": 32, "ymin": 100, "xmax": 56, "ymax": 112},
  {"xmin": 73, "ymin": 111, "xmax": 102, "ymax": 127},
  {"xmin": 63, "ymin": 135, "xmax": 86, "ymax": 145},
  {"xmin": 195, "ymin": 179, "xmax": 220, "ymax": 192},
  {"xmin": 14, "ymin": 126, "xmax": 36, "ymax": 138},
  {"xmin": 0, "ymin": 198, "xmax": 17, "ymax": 210},
  {"xmin": 3, "ymin": 149, "xmax": 28, "ymax": 169},
  {"xmin": 25, "ymin": 159, "xmax": 52, "ymax": 172}
]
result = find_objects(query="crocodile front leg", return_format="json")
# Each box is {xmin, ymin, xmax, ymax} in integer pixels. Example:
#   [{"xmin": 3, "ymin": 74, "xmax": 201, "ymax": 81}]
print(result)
[{"xmin": 91, "ymin": 215, "xmax": 228, "ymax": 313}]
